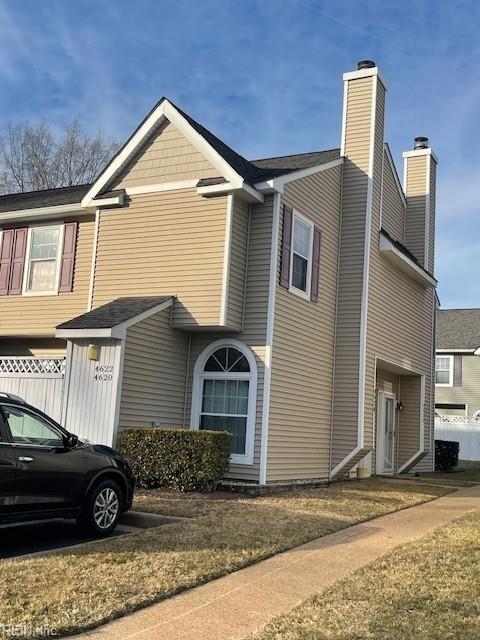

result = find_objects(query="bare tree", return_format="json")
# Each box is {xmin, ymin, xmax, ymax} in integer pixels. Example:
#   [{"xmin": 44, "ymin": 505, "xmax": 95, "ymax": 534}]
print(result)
[{"xmin": 0, "ymin": 120, "xmax": 120, "ymax": 194}]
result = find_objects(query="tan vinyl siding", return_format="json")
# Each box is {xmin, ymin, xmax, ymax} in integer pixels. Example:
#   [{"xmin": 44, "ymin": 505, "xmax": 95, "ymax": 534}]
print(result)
[
  {"xmin": 404, "ymin": 156, "xmax": 427, "ymax": 265},
  {"xmin": 0, "ymin": 338, "xmax": 66, "ymax": 356},
  {"xmin": 184, "ymin": 195, "xmax": 274, "ymax": 481},
  {"xmin": 0, "ymin": 215, "xmax": 94, "ymax": 336},
  {"xmin": 225, "ymin": 196, "xmax": 249, "ymax": 330},
  {"xmin": 397, "ymin": 375, "xmax": 423, "ymax": 470},
  {"xmin": 267, "ymin": 166, "xmax": 342, "ymax": 481},
  {"xmin": 92, "ymin": 189, "xmax": 228, "ymax": 328},
  {"xmin": 436, "ymin": 355, "xmax": 480, "ymax": 417},
  {"xmin": 331, "ymin": 75, "xmax": 379, "ymax": 470},
  {"xmin": 428, "ymin": 160, "xmax": 437, "ymax": 274},
  {"xmin": 381, "ymin": 149, "xmax": 405, "ymax": 243},
  {"xmin": 111, "ymin": 120, "xmax": 218, "ymax": 189},
  {"xmin": 119, "ymin": 309, "xmax": 188, "ymax": 428}
]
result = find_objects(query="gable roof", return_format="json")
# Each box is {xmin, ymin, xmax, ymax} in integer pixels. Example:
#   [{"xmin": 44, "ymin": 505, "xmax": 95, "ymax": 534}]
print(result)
[
  {"xmin": 57, "ymin": 296, "xmax": 172, "ymax": 330},
  {"xmin": 437, "ymin": 309, "xmax": 480, "ymax": 350}
]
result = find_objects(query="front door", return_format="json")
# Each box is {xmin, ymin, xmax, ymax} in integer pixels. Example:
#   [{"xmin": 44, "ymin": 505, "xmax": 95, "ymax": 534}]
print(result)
[
  {"xmin": 1, "ymin": 403, "xmax": 86, "ymax": 515},
  {"xmin": 377, "ymin": 391, "xmax": 396, "ymax": 474}
]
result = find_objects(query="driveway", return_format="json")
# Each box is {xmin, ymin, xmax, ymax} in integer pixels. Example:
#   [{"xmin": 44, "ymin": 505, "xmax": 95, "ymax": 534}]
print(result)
[{"xmin": 0, "ymin": 520, "xmax": 132, "ymax": 560}]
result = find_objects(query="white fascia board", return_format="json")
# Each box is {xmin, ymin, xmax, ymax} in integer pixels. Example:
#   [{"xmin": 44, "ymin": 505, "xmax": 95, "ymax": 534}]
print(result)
[
  {"xmin": 255, "ymin": 158, "xmax": 344, "ymax": 194},
  {"xmin": 55, "ymin": 328, "xmax": 116, "ymax": 339},
  {"xmin": 0, "ymin": 202, "xmax": 85, "ymax": 223},
  {"xmin": 55, "ymin": 297, "xmax": 174, "ymax": 340},
  {"xmin": 343, "ymin": 66, "xmax": 388, "ymax": 91},
  {"xmin": 90, "ymin": 193, "xmax": 125, "ymax": 208},
  {"xmin": 197, "ymin": 180, "xmax": 264, "ymax": 203},
  {"xmin": 473, "ymin": 347, "xmax": 480, "ymax": 356},
  {"xmin": 383, "ymin": 143, "xmax": 406, "ymax": 206},
  {"xmin": 379, "ymin": 233, "xmax": 437, "ymax": 288},
  {"xmin": 125, "ymin": 180, "xmax": 199, "ymax": 196},
  {"xmin": 82, "ymin": 99, "xmax": 245, "ymax": 206},
  {"xmin": 402, "ymin": 147, "xmax": 439, "ymax": 164}
]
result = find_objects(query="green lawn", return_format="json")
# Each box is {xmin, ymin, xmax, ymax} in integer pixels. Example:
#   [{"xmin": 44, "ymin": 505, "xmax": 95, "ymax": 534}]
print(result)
[
  {"xmin": 249, "ymin": 510, "xmax": 480, "ymax": 640},
  {"xmin": 0, "ymin": 480, "xmax": 448, "ymax": 638}
]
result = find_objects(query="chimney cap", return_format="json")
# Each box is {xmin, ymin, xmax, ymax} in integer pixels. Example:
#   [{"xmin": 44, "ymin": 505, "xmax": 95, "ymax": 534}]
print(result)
[
  {"xmin": 414, "ymin": 136, "xmax": 429, "ymax": 150},
  {"xmin": 357, "ymin": 60, "xmax": 376, "ymax": 70}
]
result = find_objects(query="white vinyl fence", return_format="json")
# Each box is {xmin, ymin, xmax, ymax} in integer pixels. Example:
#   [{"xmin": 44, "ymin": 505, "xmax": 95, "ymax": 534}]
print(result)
[
  {"xmin": 435, "ymin": 416, "xmax": 480, "ymax": 461},
  {"xmin": 0, "ymin": 357, "xmax": 65, "ymax": 423}
]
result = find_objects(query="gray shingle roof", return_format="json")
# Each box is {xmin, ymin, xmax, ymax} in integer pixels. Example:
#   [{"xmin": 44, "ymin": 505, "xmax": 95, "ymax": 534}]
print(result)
[
  {"xmin": 0, "ymin": 184, "xmax": 91, "ymax": 213},
  {"xmin": 57, "ymin": 297, "xmax": 172, "ymax": 330},
  {"xmin": 437, "ymin": 309, "xmax": 480, "ymax": 350}
]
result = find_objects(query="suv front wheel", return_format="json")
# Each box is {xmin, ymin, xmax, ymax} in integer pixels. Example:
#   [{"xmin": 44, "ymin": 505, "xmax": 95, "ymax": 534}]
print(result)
[{"xmin": 79, "ymin": 479, "xmax": 122, "ymax": 537}]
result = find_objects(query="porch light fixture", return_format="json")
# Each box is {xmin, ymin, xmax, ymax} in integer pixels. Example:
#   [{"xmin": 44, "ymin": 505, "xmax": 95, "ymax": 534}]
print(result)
[
  {"xmin": 87, "ymin": 344, "xmax": 100, "ymax": 361},
  {"xmin": 396, "ymin": 401, "xmax": 404, "ymax": 412}
]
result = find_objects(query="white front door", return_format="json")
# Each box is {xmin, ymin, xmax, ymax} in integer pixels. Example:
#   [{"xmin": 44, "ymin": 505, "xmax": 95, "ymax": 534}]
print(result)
[{"xmin": 377, "ymin": 391, "xmax": 396, "ymax": 474}]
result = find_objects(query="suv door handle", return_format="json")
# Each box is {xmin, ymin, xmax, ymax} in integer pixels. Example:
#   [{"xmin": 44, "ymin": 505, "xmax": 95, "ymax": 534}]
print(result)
[{"xmin": 18, "ymin": 456, "xmax": 34, "ymax": 463}]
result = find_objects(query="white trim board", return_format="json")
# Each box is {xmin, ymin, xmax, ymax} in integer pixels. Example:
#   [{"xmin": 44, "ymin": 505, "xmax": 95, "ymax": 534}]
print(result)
[
  {"xmin": 125, "ymin": 180, "xmax": 199, "ymax": 196},
  {"xmin": 259, "ymin": 191, "xmax": 281, "ymax": 484},
  {"xmin": 0, "ymin": 202, "xmax": 84, "ymax": 224},
  {"xmin": 219, "ymin": 194, "xmax": 234, "ymax": 326}
]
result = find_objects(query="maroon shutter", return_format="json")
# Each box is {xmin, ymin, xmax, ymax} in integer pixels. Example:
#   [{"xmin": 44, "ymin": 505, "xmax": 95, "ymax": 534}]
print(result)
[
  {"xmin": 59, "ymin": 222, "xmax": 78, "ymax": 293},
  {"xmin": 8, "ymin": 228, "xmax": 27, "ymax": 295},
  {"xmin": 310, "ymin": 226, "xmax": 322, "ymax": 303},
  {"xmin": 0, "ymin": 229, "xmax": 14, "ymax": 295},
  {"xmin": 279, "ymin": 205, "xmax": 293, "ymax": 288}
]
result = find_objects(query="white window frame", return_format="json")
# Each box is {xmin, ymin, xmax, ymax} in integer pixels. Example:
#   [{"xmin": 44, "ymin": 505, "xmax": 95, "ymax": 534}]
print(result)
[
  {"xmin": 22, "ymin": 222, "xmax": 64, "ymax": 296},
  {"xmin": 289, "ymin": 209, "xmax": 314, "ymax": 301},
  {"xmin": 435, "ymin": 354, "xmax": 454, "ymax": 387},
  {"xmin": 190, "ymin": 339, "xmax": 257, "ymax": 465}
]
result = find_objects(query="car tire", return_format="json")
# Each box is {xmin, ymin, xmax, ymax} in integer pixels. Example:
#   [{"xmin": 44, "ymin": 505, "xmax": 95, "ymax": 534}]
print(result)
[{"xmin": 78, "ymin": 479, "xmax": 123, "ymax": 537}]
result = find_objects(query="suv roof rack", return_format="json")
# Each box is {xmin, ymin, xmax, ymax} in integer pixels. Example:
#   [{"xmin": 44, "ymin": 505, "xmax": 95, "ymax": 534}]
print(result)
[{"xmin": 0, "ymin": 392, "xmax": 25, "ymax": 404}]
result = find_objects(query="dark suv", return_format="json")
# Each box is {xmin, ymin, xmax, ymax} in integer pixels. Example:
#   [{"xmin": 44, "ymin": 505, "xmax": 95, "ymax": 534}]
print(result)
[{"xmin": 0, "ymin": 393, "xmax": 134, "ymax": 536}]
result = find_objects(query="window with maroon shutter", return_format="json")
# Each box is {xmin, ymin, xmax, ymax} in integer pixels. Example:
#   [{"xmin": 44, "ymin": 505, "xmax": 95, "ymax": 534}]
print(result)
[
  {"xmin": 0, "ymin": 229, "xmax": 15, "ymax": 296},
  {"xmin": 9, "ymin": 228, "xmax": 28, "ymax": 295},
  {"xmin": 0, "ymin": 228, "xmax": 28, "ymax": 296},
  {"xmin": 279, "ymin": 205, "xmax": 293, "ymax": 288},
  {"xmin": 310, "ymin": 226, "xmax": 322, "ymax": 303},
  {"xmin": 59, "ymin": 222, "xmax": 78, "ymax": 292}
]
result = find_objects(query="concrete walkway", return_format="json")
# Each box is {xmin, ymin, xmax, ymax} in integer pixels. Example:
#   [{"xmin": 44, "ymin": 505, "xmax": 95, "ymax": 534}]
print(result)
[{"xmin": 78, "ymin": 484, "xmax": 480, "ymax": 640}]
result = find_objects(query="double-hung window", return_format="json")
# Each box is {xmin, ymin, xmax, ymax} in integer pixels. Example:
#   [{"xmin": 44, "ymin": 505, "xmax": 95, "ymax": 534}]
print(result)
[
  {"xmin": 290, "ymin": 212, "xmax": 313, "ymax": 298},
  {"xmin": 435, "ymin": 355, "xmax": 453, "ymax": 387},
  {"xmin": 24, "ymin": 225, "xmax": 63, "ymax": 294}
]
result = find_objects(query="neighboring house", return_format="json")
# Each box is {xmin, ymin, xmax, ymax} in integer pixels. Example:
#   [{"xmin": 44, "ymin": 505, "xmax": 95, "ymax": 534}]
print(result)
[
  {"xmin": 0, "ymin": 60, "xmax": 437, "ymax": 483},
  {"xmin": 435, "ymin": 309, "xmax": 480, "ymax": 418}
]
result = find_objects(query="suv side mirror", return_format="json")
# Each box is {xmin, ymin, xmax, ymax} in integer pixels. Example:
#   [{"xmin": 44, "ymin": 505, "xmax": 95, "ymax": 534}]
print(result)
[{"xmin": 65, "ymin": 433, "xmax": 79, "ymax": 449}]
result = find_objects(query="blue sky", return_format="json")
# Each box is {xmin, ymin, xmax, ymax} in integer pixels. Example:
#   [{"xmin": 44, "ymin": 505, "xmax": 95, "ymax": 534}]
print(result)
[{"xmin": 0, "ymin": 0, "xmax": 477, "ymax": 308}]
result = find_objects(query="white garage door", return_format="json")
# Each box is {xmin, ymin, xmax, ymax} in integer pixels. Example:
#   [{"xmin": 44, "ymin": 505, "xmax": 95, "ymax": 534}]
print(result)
[{"xmin": 0, "ymin": 357, "xmax": 65, "ymax": 423}]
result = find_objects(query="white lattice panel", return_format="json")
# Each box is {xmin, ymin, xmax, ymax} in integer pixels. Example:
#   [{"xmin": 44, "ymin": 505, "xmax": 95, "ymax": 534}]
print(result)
[{"xmin": 0, "ymin": 357, "xmax": 66, "ymax": 376}]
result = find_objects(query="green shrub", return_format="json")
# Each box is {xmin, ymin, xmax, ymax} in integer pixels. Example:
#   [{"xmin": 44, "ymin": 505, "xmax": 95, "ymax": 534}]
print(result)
[
  {"xmin": 117, "ymin": 427, "xmax": 232, "ymax": 491},
  {"xmin": 435, "ymin": 439, "xmax": 459, "ymax": 471}
]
